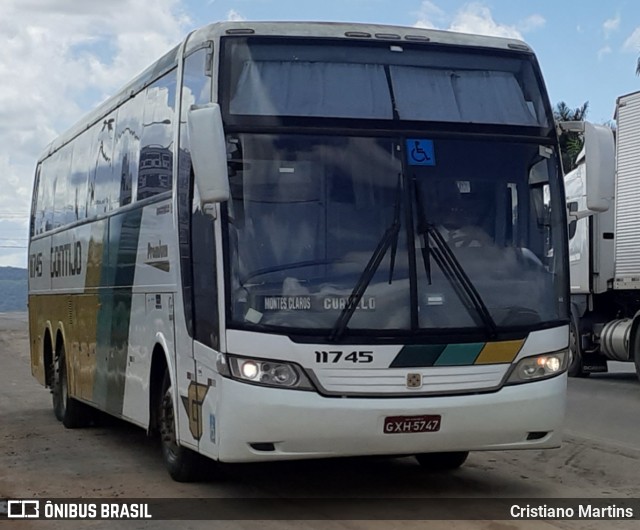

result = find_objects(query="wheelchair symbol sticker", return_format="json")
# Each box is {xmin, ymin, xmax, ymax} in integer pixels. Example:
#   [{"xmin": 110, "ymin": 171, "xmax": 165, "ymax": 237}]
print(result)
[{"xmin": 407, "ymin": 139, "xmax": 436, "ymax": 166}]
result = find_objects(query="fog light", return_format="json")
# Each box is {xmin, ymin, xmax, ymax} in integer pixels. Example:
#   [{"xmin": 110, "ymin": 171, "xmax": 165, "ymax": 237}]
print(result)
[
  {"xmin": 273, "ymin": 365, "xmax": 297, "ymax": 385},
  {"xmin": 520, "ymin": 364, "xmax": 540, "ymax": 378}
]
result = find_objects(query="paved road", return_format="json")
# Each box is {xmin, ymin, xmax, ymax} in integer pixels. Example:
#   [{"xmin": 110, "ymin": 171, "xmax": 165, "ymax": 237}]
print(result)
[
  {"xmin": 0, "ymin": 313, "xmax": 638, "ymax": 529},
  {"xmin": 566, "ymin": 363, "xmax": 640, "ymax": 453}
]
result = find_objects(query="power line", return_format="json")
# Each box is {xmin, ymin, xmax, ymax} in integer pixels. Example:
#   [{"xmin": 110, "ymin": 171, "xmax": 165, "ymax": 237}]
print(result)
[{"xmin": 0, "ymin": 245, "xmax": 27, "ymax": 249}]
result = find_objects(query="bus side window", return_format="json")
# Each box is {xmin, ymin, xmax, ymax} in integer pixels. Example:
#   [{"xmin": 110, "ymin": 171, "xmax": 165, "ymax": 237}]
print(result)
[
  {"xmin": 52, "ymin": 145, "xmax": 73, "ymax": 229},
  {"xmin": 69, "ymin": 130, "xmax": 93, "ymax": 222},
  {"xmin": 31, "ymin": 164, "xmax": 43, "ymax": 236},
  {"xmin": 41, "ymin": 158, "xmax": 55, "ymax": 232},
  {"xmin": 88, "ymin": 112, "xmax": 117, "ymax": 217},
  {"xmin": 138, "ymin": 69, "xmax": 177, "ymax": 201},
  {"xmin": 113, "ymin": 95, "xmax": 144, "ymax": 207}
]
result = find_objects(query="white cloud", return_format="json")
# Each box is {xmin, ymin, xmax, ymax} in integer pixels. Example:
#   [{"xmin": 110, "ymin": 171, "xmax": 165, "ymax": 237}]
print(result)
[
  {"xmin": 603, "ymin": 14, "xmax": 620, "ymax": 39},
  {"xmin": 413, "ymin": 1, "xmax": 446, "ymax": 29},
  {"xmin": 623, "ymin": 27, "xmax": 640, "ymax": 51},
  {"xmin": 598, "ymin": 45, "xmax": 612, "ymax": 60},
  {"xmin": 449, "ymin": 3, "xmax": 522, "ymax": 39},
  {"xmin": 227, "ymin": 9, "xmax": 246, "ymax": 22},
  {"xmin": 0, "ymin": 0, "xmax": 191, "ymax": 266},
  {"xmin": 412, "ymin": 2, "xmax": 544, "ymax": 40},
  {"xmin": 518, "ymin": 14, "xmax": 546, "ymax": 33}
]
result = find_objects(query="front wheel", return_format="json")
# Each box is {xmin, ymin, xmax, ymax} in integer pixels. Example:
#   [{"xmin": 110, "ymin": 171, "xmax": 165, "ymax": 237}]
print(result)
[
  {"xmin": 415, "ymin": 451, "xmax": 469, "ymax": 471},
  {"xmin": 159, "ymin": 371, "xmax": 202, "ymax": 482},
  {"xmin": 568, "ymin": 319, "xmax": 589, "ymax": 378}
]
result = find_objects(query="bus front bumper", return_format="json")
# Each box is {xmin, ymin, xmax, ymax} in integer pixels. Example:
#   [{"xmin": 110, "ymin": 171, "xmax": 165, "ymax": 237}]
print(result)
[{"xmin": 216, "ymin": 374, "xmax": 567, "ymax": 463}]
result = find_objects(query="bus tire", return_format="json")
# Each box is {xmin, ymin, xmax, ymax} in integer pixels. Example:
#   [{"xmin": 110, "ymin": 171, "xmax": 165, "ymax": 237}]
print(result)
[
  {"xmin": 52, "ymin": 343, "xmax": 89, "ymax": 428},
  {"xmin": 159, "ymin": 371, "xmax": 202, "ymax": 482},
  {"xmin": 568, "ymin": 319, "xmax": 588, "ymax": 378},
  {"xmin": 415, "ymin": 451, "xmax": 469, "ymax": 471}
]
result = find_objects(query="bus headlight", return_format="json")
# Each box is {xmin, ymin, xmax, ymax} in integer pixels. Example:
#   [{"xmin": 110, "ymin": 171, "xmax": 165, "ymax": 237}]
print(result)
[
  {"xmin": 227, "ymin": 356, "xmax": 315, "ymax": 391},
  {"xmin": 506, "ymin": 350, "xmax": 568, "ymax": 384}
]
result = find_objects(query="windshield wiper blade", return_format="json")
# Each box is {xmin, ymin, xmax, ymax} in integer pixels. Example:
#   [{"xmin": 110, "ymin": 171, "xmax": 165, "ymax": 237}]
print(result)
[
  {"xmin": 388, "ymin": 173, "xmax": 402, "ymax": 285},
  {"xmin": 427, "ymin": 225, "xmax": 498, "ymax": 338},
  {"xmin": 330, "ymin": 174, "xmax": 403, "ymax": 342},
  {"xmin": 329, "ymin": 222, "xmax": 400, "ymax": 341},
  {"xmin": 413, "ymin": 179, "xmax": 498, "ymax": 340}
]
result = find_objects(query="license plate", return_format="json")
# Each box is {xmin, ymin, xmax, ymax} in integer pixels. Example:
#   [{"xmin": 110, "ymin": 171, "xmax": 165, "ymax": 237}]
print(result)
[{"xmin": 383, "ymin": 415, "xmax": 441, "ymax": 434}]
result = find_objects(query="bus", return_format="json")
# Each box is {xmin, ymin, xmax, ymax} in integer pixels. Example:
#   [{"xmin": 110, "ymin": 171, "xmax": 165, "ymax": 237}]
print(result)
[{"xmin": 28, "ymin": 21, "xmax": 570, "ymax": 482}]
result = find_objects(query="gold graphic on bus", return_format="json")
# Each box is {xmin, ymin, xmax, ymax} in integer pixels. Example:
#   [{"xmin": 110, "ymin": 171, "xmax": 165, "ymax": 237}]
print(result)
[{"xmin": 181, "ymin": 382, "xmax": 210, "ymax": 440}]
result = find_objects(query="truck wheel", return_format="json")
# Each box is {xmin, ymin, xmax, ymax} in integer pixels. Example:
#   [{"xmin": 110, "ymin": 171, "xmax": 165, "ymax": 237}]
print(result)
[
  {"xmin": 159, "ymin": 371, "xmax": 202, "ymax": 482},
  {"xmin": 633, "ymin": 333, "xmax": 640, "ymax": 383},
  {"xmin": 415, "ymin": 451, "xmax": 468, "ymax": 471},
  {"xmin": 52, "ymin": 344, "xmax": 90, "ymax": 428},
  {"xmin": 568, "ymin": 320, "xmax": 589, "ymax": 378}
]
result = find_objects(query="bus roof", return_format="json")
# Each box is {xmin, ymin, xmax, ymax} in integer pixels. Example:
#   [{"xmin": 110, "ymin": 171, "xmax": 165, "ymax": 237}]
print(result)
[
  {"xmin": 187, "ymin": 20, "xmax": 532, "ymax": 54},
  {"xmin": 38, "ymin": 20, "xmax": 533, "ymax": 163}
]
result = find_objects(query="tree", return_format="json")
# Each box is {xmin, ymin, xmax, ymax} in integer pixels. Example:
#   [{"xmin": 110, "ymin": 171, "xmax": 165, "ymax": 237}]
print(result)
[{"xmin": 554, "ymin": 101, "xmax": 589, "ymax": 173}]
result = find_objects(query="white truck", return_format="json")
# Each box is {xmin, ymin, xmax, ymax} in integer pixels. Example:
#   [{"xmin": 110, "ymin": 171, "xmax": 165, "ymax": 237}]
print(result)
[{"xmin": 563, "ymin": 91, "xmax": 640, "ymax": 380}]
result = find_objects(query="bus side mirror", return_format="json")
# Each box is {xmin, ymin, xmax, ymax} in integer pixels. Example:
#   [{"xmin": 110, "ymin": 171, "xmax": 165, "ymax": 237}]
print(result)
[
  {"xmin": 188, "ymin": 103, "xmax": 230, "ymax": 209},
  {"xmin": 583, "ymin": 122, "xmax": 614, "ymax": 212},
  {"xmin": 558, "ymin": 121, "xmax": 614, "ymax": 214}
]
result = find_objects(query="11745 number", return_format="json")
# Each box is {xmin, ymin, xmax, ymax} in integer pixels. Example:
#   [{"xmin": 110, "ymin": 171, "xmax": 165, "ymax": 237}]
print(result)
[{"xmin": 314, "ymin": 351, "xmax": 374, "ymax": 364}]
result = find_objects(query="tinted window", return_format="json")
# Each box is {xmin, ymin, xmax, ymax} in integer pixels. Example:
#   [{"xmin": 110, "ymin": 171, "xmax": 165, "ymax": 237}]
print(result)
[
  {"xmin": 113, "ymin": 96, "xmax": 144, "ymax": 206},
  {"xmin": 31, "ymin": 165, "xmax": 43, "ymax": 236},
  {"xmin": 52, "ymin": 144, "xmax": 74, "ymax": 229},
  {"xmin": 225, "ymin": 39, "xmax": 549, "ymax": 127},
  {"xmin": 68, "ymin": 130, "xmax": 93, "ymax": 222},
  {"xmin": 178, "ymin": 47, "xmax": 215, "ymax": 342},
  {"xmin": 88, "ymin": 113, "xmax": 117, "ymax": 217},
  {"xmin": 138, "ymin": 69, "xmax": 177, "ymax": 200}
]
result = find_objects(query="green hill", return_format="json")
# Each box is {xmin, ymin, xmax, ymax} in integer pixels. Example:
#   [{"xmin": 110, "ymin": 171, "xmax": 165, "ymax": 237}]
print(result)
[{"xmin": 0, "ymin": 267, "xmax": 27, "ymax": 312}]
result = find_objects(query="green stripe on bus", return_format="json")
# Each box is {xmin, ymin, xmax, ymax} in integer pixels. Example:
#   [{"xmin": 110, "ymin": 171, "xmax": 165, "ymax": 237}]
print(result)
[{"xmin": 433, "ymin": 343, "xmax": 484, "ymax": 366}]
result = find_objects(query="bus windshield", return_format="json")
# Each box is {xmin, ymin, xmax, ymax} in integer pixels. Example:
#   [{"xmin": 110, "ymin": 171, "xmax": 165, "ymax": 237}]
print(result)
[{"xmin": 224, "ymin": 133, "xmax": 567, "ymax": 335}]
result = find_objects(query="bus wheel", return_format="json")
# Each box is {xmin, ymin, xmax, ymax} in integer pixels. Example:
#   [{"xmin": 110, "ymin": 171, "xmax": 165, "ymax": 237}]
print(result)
[
  {"xmin": 159, "ymin": 372, "xmax": 201, "ymax": 482},
  {"xmin": 52, "ymin": 343, "xmax": 89, "ymax": 428},
  {"xmin": 568, "ymin": 319, "xmax": 588, "ymax": 378},
  {"xmin": 415, "ymin": 451, "xmax": 469, "ymax": 471}
]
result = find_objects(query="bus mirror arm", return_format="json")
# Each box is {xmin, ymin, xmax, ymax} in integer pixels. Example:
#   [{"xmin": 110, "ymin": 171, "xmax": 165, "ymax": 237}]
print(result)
[
  {"xmin": 188, "ymin": 103, "xmax": 230, "ymax": 209},
  {"xmin": 568, "ymin": 209, "xmax": 594, "ymax": 222}
]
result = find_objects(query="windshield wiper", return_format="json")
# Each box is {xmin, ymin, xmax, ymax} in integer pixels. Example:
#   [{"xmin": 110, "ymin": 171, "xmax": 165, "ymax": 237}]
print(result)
[
  {"xmin": 388, "ymin": 173, "xmax": 402, "ymax": 284},
  {"xmin": 329, "ymin": 174, "xmax": 403, "ymax": 342},
  {"xmin": 413, "ymin": 179, "xmax": 498, "ymax": 340}
]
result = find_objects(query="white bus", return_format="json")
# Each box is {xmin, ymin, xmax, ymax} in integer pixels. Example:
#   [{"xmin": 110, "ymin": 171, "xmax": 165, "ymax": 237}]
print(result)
[{"xmin": 29, "ymin": 21, "xmax": 570, "ymax": 481}]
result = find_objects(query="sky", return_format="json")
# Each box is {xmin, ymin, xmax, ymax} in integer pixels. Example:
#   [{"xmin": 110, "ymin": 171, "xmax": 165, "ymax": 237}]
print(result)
[{"xmin": 2, "ymin": 0, "xmax": 640, "ymax": 268}]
